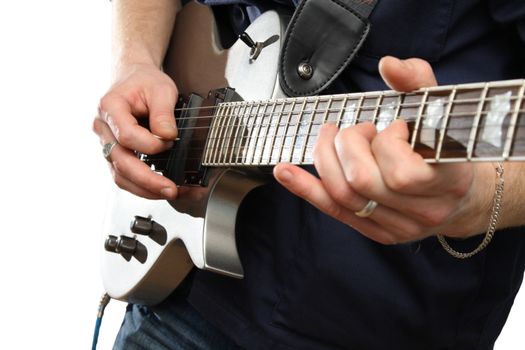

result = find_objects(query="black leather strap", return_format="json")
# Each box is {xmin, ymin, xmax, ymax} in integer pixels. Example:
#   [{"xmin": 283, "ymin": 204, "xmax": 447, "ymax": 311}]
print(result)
[{"xmin": 279, "ymin": 0, "xmax": 377, "ymax": 97}]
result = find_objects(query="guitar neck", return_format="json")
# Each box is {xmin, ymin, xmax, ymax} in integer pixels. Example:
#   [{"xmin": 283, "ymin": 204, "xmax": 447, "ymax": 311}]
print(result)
[{"xmin": 202, "ymin": 79, "xmax": 525, "ymax": 167}]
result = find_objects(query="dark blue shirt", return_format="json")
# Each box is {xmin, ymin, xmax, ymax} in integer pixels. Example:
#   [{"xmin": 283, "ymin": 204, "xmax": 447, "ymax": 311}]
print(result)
[{"xmin": 188, "ymin": 1, "xmax": 525, "ymax": 349}]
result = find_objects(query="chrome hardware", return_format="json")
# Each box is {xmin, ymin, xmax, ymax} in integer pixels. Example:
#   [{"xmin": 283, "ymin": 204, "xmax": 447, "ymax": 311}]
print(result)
[
  {"xmin": 298, "ymin": 62, "xmax": 314, "ymax": 80},
  {"xmin": 239, "ymin": 32, "xmax": 279, "ymax": 61}
]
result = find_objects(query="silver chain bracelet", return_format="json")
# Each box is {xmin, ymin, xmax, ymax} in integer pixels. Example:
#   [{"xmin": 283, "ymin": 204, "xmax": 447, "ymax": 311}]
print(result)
[{"xmin": 437, "ymin": 162, "xmax": 505, "ymax": 259}]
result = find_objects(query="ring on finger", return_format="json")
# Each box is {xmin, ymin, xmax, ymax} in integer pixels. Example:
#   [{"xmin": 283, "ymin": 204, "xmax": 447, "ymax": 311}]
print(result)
[
  {"xmin": 355, "ymin": 199, "xmax": 378, "ymax": 218},
  {"xmin": 102, "ymin": 141, "xmax": 118, "ymax": 162}
]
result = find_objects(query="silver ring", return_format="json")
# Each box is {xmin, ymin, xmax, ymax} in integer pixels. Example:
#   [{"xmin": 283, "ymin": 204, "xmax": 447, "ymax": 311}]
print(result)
[
  {"xmin": 102, "ymin": 141, "xmax": 118, "ymax": 162},
  {"xmin": 355, "ymin": 200, "xmax": 378, "ymax": 218}
]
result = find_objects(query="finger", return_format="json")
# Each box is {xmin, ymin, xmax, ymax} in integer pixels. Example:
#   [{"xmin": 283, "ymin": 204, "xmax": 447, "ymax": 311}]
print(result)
[
  {"xmin": 110, "ymin": 145, "xmax": 178, "ymax": 199},
  {"xmin": 94, "ymin": 118, "xmax": 178, "ymax": 199},
  {"xmin": 145, "ymin": 82, "xmax": 178, "ymax": 140},
  {"xmin": 313, "ymin": 124, "xmax": 368, "ymax": 211},
  {"xmin": 99, "ymin": 93, "xmax": 173, "ymax": 154},
  {"xmin": 372, "ymin": 120, "xmax": 435, "ymax": 194},
  {"xmin": 273, "ymin": 163, "xmax": 397, "ymax": 244},
  {"xmin": 372, "ymin": 120, "xmax": 473, "ymax": 197},
  {"xmin": 334, "ymin": 122, "xmax": 386, "ymax": 199},
  {"xmin": 274, "ymin": 163, "xmax": 428, "ymax": 244},
  {"xmin": 109, "ymin": 165, "xmax": 164, "ymax": 200},
  {"xmin": 274, "ymin": 163, "xmax": 344, "ymax": 219},
  {"xmin": 378, "ymin": 56, "xmax": 438, "ymax": 92}
]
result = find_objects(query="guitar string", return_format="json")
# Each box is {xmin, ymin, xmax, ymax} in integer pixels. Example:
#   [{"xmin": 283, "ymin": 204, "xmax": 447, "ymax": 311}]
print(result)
[
  {"xmin": 165, "ymin": 102, "xmax": 525, "ymax": 130},
  {"xmin": 167, "ymin": 95, "xmax": 522, "ymax": 120},
  {"xmin": 160, "ymin": 110, "xmax": 525, "ymax": 134},
  {"xmin": 140, "ymin": 124, "xmax": 525, "ymax": 164},
  {"xmin": 142, "ymin": 107, "xmax": 525, "ymax": 156},
  {"xmin": 132, "ymin": 94, "xmax": 525, "ymax": 163},
  {"xmin": 169, "ymin": 102, "xmax": 525, "ymax": 126},
  {"xmin": 142, "ymin": 128, "xmax": 525, "ymax": 152},
  {"xmin": 169, "ymin": 93, "xmax": 525, "ymax": 116},
  {"xmin": 143, "ymin": 139, "xmax": 525, "ymax": 162},
  {"xmin": 144, "ymin": 140, "xmax": 525, "ymax": 167}
]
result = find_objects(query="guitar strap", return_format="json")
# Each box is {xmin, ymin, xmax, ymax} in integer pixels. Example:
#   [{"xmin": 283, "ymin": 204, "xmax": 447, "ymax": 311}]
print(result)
[{"xmin": 279, "ymin": 0, "xmax": 378, "ymax": 97}]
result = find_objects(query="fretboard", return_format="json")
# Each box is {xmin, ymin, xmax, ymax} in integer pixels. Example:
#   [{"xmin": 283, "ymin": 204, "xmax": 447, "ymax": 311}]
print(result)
[{"xmin": 202, "ymin": 79, "xmax": 525, "ymax": 167}]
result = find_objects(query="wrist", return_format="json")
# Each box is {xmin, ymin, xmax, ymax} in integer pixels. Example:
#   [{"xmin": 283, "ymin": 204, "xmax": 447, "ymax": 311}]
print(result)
[
  {"xmin": 441, "ymin": 162, "xmax": 496, "ymax": 238},
  {"xmin": 436, "ymin": 162, "xmax": 505, "ymax": 259},
  {"xmin": 111, "ymin": 56, "xmax": 161, "ymax": 82}
]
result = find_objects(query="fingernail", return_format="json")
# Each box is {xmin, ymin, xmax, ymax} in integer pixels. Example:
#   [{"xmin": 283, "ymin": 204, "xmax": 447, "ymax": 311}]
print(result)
[
  {"xmin": 161, "ymin": 187, "xmax": 176, "ymax": 198},
  {"xmin": 276, "ymin": 169, "xmax": 293, "ymax": 183}
]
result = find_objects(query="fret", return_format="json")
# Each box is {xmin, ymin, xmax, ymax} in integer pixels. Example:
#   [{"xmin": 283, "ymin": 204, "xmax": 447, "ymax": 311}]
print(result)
[
  {"xmin": 293, "ymin": 98, "xmax": 317, "ymax": 164},
  {"xmin": 442, "ymin": 88, "xmax": 487, "ymax": 160},
  {"xmin": 276, "ymin": 99, "xmax": 296, "ymax": 164},
  {"xmin": 376, "ymin": 93, "xmax": 398, "ymax": 132},
  {"xmin": 289, "ymin": 98, "xmax": 308, "ymax": 163},
  {"xmin": 298, "ymin": 96, "xmax": 333, "ymax": 163},
  {"xmin": 435, "ymin": 88, "xmax": 457, "ymax": 161},
  {"xmin": 215, "ymin": 103, "xmax": 233, "ymax": 165},
  {"xmin": 230, "ymin": 102, "xmax": 248, "ymax": 165},
  {"xmin": 335, "ymin": 96, "xmax": 348, "ymax": 127},
  {"xmin": 211, "ymin": 103, "xmax": 227, "ymax": 165},
  {"xmin": 202, "ymin": 104, "xmax": 217, "ymax": 164},
  {"xmin": 238, "ymin": 102, "xmax": 256, "ymax": 163},
  {"xmin": 510, "ymin": 83, "xmax": 525, "ymax": 159},
  {"xmin": 503, "ymin": 81, "xmax": 525, "ymax": 159},
  {"xmin": 371, "ymin": 92, "xmax": 384, "ymax": 126},
  {"xmin": 199, "ymin": 79, "xmax": 524, "ymax": 167},
  {"xmin": 466, "ymin": 83, "xmax": 489, "ymax": 160},
  {"xmin": 201, "ymin": 106, "xmax": 213, "ymax": 164},
  {"xmin": 472, "ymin": 85, "xmax": 518, "ymax": 159},
  {"xmin": 302, "ymin": 97, "xmax": 322, "ymax": 163},
  {"xmin": 394, "ymin": 94, "xmax": 403, "ymax": 120},
  {"xmin": 244, "ymin": 102, "xmax": 265, "ymax": 164},
  {"xmin": 358, "ymin": 94, "xmax": 380, "ymax": 124},
  {"xmin": 325, "ymin": 96, "xmax": 342, "ymax": 124},
  {"xmin": 322, "ymin": 96, "xmax": 334, "ymax": 124},
  {"xmin": 340, "ymin": 96, "xmax": 362, "ymax": 128},
  {"xmin": 254, "ymin": 102, "xmax": 277, "ymax": 165},
  {"xmin": 223, "ymin": 103, "xmax": 239, "ymax": 165},
  {"xmin": 204, "ymin": 103, "xmax": 226, "ymax": 165},
  {"xmin": 352, "ymin": 95, "xmax": 365, "ymax": 126},
  {"xmin": 264, "ymin": 101, "xmax": 285, "ymax": 164},
  {"xmin": 410, "ymin": 90, "xmax": 428, "ymax": 149}
]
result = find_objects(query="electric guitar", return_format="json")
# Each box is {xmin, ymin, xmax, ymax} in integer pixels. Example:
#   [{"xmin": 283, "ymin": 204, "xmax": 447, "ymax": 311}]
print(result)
[{"xmin": 101, "ymin": 1, "xmax": 525, "ymax": 305}]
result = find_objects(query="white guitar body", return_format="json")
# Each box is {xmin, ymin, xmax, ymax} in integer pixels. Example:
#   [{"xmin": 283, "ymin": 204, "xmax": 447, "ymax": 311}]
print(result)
[{"xmin": 102, "ymin": 2, "xmax": 287, "ymax": 305}]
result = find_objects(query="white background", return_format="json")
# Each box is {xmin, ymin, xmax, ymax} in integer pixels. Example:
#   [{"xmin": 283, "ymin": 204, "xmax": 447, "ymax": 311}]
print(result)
[{"xmin": 0, "ymin": 1, "xmax": 523, "ymax": 349}]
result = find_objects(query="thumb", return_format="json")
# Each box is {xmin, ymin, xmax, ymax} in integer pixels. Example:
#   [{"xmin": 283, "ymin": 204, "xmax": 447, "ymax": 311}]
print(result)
[
  {"xmin": 148, "ymin": 84, "xmax": 178, "ymax": 140},
  {"xmin": 378, "ymin": 56, "xmax": 438, "ymax": 92}
]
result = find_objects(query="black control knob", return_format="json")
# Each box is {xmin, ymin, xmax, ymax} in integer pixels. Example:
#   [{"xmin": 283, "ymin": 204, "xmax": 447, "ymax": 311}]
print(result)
[
  {"xmin": 104, "ymin": 235, "xmax": 118, "ymax": 253},
  {"xmin": 130, "ymin": 216, "xmax": 167, "ymax": 245},
  {"xmin": 117, "ymin": 235, "xmax": 139, "ymax": 255},
  {"xmin": 130, "ymin": 216, "xmax": 153, "ymax": 235},
  {"xmin": 104, "ymin": 235, "xmax": 148, "ymax": 263}
]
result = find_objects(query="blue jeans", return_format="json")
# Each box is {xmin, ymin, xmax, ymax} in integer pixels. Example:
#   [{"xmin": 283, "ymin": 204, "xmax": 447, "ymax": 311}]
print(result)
[{"xmin": 113, "ymin": 277, "xmax": 243, "ymax": 350}]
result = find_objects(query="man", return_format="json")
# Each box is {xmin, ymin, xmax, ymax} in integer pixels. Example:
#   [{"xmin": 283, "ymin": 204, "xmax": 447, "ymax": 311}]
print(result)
[{"xmin": 93, "ymin": 0, "xmax": 525, "ymax": 348}]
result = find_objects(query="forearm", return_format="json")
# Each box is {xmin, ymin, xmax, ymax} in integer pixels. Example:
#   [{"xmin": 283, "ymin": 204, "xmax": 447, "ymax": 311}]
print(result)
[{"xmin": 112, "ymin": 0, "xmax": 180, "ymax": 73}]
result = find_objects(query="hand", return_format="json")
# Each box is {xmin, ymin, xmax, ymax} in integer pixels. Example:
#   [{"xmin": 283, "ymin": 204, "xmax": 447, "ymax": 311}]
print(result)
[
  {"xmin": 273, "ymin": 56, "xmax": 495, "ymax": 244},
  {"xmin": 93, "ymin": 63, "xmax": 179, "ymax": 199}
]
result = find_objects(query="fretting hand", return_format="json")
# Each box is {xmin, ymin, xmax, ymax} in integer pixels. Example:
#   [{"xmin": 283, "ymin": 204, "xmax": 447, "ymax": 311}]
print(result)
[{"xmin": 274, "ymin": 56, "xmax": 496, "ymax": 244}]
